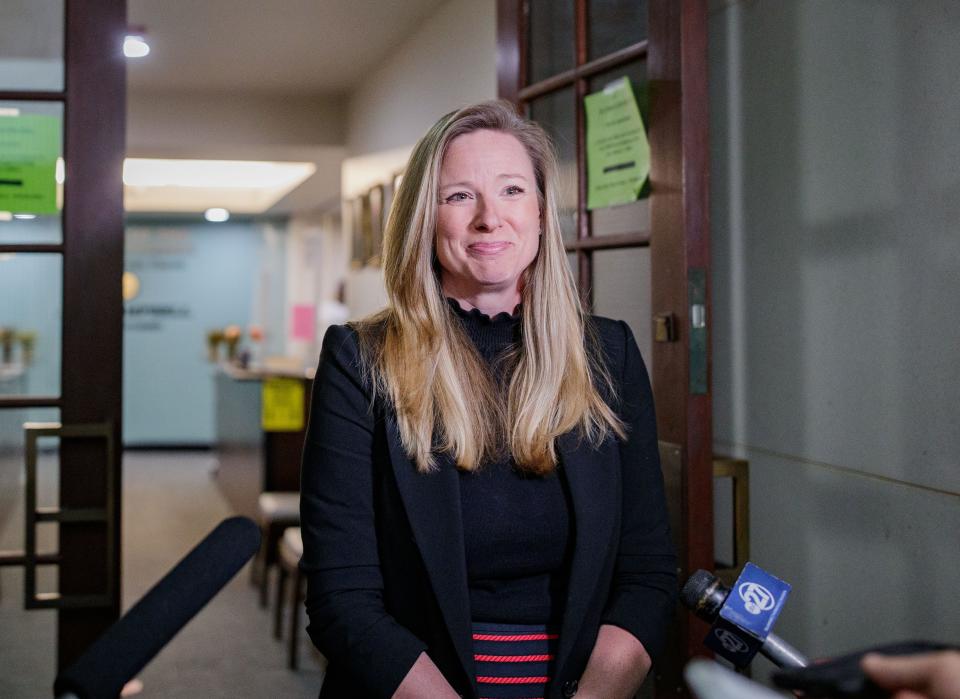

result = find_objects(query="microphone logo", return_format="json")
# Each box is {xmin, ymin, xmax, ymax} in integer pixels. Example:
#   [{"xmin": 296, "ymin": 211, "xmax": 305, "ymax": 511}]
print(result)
[
  {"xmin": 738, "ymin": 581, "xmax": 775, "ymax": 615},
  {"xmin": 714, "ymin": 628, "xmax": 750, "ymax": 654}
]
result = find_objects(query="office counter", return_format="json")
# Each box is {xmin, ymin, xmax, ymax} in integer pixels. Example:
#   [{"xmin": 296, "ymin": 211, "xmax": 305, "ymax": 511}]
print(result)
[{"xmin": 214, "ymin": 364, "xmax": 313, "ymax": 511}]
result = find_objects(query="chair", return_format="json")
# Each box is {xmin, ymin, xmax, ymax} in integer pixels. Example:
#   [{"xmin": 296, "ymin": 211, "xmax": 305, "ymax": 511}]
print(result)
[
  {"xmin": 274, "ymin": 526, "xmax": 306, "ymax": 669},
  {"xmin": 251, "ymin": 491, "xmax": 300, "ymax": 607}
]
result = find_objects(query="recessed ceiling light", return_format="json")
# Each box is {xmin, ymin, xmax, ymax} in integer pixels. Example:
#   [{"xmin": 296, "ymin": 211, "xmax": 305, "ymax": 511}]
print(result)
[
  {"xmin": 124, "ymin": 35, "xmax": 150, "ymax": 58},
  {"xmin": 122, "ymin": 158, "xmax": 317, "ymax": 214},
  {"xmin": 204, "ymin": 207, "xmax": 230, "ymax": 223}
]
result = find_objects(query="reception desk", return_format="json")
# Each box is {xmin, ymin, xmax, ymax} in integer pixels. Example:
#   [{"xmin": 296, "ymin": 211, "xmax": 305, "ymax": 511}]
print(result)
[{"xmin": 214, "ymin": 363, "xmax": 313, "ymax": 506}]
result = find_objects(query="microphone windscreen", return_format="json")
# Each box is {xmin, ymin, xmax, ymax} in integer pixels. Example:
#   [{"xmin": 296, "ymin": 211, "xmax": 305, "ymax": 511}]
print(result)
[
  {"xmin": 680, "ymin": 569, "xmax": 717, "ymax": 610},
  {"xmin": 54, "ymin": 516, "xmax": 261, "ymax": 699}
]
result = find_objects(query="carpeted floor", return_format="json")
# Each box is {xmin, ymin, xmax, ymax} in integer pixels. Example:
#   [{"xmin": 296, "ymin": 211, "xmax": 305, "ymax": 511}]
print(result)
[{"xmin": 0, "ymin": 450, "xmax": 325, "ymax": 698}]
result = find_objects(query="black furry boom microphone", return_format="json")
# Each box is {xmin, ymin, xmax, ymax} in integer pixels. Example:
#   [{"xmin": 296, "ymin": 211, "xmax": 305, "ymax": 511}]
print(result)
[{"xmin": 54, "ymin": 516, "xmax": 261, "ymax": 699}]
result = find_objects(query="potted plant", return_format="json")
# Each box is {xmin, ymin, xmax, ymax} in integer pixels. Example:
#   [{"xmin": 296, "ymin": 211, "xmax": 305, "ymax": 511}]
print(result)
[{"xmin": 17, "ymin": 330, "xmax": 36, "ymax": 365}]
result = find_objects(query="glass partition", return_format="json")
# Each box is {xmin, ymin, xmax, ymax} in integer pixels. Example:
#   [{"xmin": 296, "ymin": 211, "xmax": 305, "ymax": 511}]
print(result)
[
  {"xmin": 527, "ymin": 0, "xmax": 575, "ymax": 85},
  {"xmin": 592, "ymin": 246, "xmax": 653, "ymax": 367},
  {"xmin": 0, "ymin": 406, "xmax": 60, "ymax": 695},
  {"xmin": 0, "ymin": 253, "xmax": 62, "ymax": 397},
  {"xmin": 529, "ymin": 87, "xmax": 578, "ymax": 243},
  {"xmin": 0, "ymin": 1, "xmax": 64, "ymax": 91},
  {"xmin": 588, "ymin": 0, "xmax": 649, "ymax": 61}
]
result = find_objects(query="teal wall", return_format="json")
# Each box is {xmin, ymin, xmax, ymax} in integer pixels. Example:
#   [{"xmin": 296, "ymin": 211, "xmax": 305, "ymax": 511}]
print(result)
[
  {"xmin": 0, "ymin": 249, "xmax": 62, "ymax": 398},
  {"xmin": 0, "ymin": 227, "xmax": 63, "ymax": 449},
  {"xmin": 123, "ymin": 222, "xmax": 284, "ymax": 446},
  {"xmin": 0, "ymin": 219, "xmax": 286, "ymax": 447}
]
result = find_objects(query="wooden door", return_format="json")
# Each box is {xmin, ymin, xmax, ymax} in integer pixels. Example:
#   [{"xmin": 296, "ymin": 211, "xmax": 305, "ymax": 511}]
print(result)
[
  {"xmin": 498, "ymin": 1, "xmax": 713, "ymax": 695},
  {"xmin": 0, "ymin": 0, "xmax": 126, "ymax": 676}
]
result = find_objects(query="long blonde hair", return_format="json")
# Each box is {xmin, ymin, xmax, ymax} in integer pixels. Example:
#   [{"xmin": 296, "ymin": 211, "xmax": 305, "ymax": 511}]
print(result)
[{"xmin": 356, "ymin": 100, "xmax": 624, "ymax": 474}]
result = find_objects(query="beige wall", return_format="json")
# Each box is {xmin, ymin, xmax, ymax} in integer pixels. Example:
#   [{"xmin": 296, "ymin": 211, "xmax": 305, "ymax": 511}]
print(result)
[
  {"xmin": 709, "ymin": 0, "xmax": 960, "ymax": 669},
  {"xmin": 345, "ymin": 0, "xmax": 497, "ymax": 157},
  {"xmin": 127, "ymin": 89, "xmax": 346, "ymax": 154},
  {"xmin": 340, "ymin": 0, "xmax": 497, "ymax": 318}
]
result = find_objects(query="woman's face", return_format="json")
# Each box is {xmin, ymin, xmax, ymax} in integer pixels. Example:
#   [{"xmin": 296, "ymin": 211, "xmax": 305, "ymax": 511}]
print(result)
[{"xmin": 435, "ymin": 129, "xmax": 541, "ymax": 307}]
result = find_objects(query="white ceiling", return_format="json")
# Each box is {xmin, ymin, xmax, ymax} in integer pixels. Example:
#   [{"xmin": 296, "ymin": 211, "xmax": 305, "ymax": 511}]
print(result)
[
  {"xmin": 128, "ymin": 0, "xmax": 448, "ymax": 94},
  {"xmin": 124, "ymin": 0, "xmax": 449, "ymax": 215}
]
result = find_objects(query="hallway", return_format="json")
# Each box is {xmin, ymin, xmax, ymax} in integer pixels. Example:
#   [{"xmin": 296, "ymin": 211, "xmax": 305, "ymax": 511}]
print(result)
[{"xmin": 0, "ymin": 450, "xmax": 324, "ymax": 698}]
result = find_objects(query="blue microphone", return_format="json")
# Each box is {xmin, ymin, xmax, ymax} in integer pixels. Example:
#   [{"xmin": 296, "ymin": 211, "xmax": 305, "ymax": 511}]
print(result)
[{"xmin": 681, "ymin": 563, "xmax": 808, "ymax": 669}]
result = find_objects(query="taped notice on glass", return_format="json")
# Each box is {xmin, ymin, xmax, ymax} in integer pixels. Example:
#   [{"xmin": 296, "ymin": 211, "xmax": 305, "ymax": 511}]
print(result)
[
  {"xmin": 262, "ymin": 377, "xmax": 305, "ymax": 432},
  {"xmin": 0, "ymin": 114, "xmax": 61, "ymax": 215},
  {"xmin": 584, "ymin": 77, "xmax": 649, "ymax": 210}
]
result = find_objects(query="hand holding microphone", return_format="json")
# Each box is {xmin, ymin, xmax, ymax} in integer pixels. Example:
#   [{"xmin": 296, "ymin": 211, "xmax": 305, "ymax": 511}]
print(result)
[
  {"xmin": 861, "ymin": 650, "xmax": 960, "ymax": 699},
  {"xmin": 681, "ymin": 564, "xmax": 960, "ymax": 699}
]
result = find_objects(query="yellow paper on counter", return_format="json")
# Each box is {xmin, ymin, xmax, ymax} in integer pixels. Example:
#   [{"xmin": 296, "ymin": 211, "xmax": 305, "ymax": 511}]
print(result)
[{"xmin": 261, "ymin": 378, "xmax": 305, "ymax": 432}]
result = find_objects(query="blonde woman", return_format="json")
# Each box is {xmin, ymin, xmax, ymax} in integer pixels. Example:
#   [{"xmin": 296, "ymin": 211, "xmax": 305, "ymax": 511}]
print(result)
[{"xmin": 300, "ymin": 101, "xmax": 676, "ymax": 699}]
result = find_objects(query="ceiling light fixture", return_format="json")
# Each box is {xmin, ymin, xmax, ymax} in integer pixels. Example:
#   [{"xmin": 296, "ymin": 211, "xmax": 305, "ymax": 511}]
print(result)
[
  {"xmin": 124, "ymin": 26, "xmax": 150, "ymax": 58},
  {"xmin": 204, "ymin": 207, "xmax": 230, "ymax": 223},
  {"xmin": 122, "ymin": 158, "xmax": 316, "ymax": 214}
]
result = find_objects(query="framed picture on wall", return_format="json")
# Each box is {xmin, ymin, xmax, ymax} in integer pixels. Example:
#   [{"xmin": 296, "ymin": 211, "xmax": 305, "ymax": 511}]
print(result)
[
  {"xmin": 359, "ymin": 192, "xmax": 374, "ymax": 265},
  {"xmin": 349, "ymin": 196, "xmax": 364, "ymax": 269},
  {"xmin": 368, "ymin": 184, "xmax": 384, "ymax": 267}
]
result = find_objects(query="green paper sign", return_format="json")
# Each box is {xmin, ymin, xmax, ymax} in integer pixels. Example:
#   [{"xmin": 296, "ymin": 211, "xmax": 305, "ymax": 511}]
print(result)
[
  {"xmin": 585, "ymin": 77, "xmax": 650, "ymax": 210},
  {"xmin": 0, "ymin": 114, "xmax": 61, "ymax": 215}
]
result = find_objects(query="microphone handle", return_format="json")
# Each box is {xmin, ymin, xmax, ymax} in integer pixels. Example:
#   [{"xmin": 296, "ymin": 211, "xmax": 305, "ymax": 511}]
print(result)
[{"xmin": 761, "ymin": 632, "xmax": 809, "ymax": 668}]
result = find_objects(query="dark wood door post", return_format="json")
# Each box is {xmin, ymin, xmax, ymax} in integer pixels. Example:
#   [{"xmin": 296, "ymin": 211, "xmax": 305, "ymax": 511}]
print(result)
[{"xmin": 58, "ymin": 0, "xmax": 127, "ymax": 668}]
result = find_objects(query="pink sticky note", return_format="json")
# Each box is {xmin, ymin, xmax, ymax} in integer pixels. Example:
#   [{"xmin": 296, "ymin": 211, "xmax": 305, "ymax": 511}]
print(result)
[{"xmin": 291, "ymin": 304, "xmax": 316, "ymax": 341}]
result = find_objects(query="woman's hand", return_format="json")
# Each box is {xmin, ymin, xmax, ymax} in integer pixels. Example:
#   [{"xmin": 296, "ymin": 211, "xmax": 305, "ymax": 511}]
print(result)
[
  {"xmin": 861, "ymin": 650, "xmax": 960, "ymax": 699},
  {"xmin": 391, "ymin": 652, "xmax": 461, "ymax": 699},
  {"xmin": 574, "ymin": 624, "xmax": 652, "ymax": 699}
]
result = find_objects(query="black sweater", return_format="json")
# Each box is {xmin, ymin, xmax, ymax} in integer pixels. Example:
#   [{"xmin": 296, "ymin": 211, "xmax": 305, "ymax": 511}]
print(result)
[{"xmin": 448, "ymin": 300, "xmax": 571, "ymax": 625}]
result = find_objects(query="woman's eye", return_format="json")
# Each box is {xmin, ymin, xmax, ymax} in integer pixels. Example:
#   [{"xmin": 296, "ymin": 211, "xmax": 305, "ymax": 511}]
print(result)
[
  {"xmin": 443, "ymin": 191, "xmax": 470, "ymax": 203},
  {"xmin": 504, "ymin": 185, "xmax": 525, "ymax": 196}
]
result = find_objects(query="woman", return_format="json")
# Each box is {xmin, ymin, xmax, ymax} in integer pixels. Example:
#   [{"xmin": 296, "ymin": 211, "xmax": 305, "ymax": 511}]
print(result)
[{"xmin": 300, "ymin": 101, "xmax": 676, "ymax": 699}]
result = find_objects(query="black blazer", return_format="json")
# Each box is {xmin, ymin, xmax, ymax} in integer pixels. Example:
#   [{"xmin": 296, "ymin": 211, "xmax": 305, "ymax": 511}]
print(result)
[{"xmin": 300, "ymin": 318, "xmax": 677, "ymax": 699}]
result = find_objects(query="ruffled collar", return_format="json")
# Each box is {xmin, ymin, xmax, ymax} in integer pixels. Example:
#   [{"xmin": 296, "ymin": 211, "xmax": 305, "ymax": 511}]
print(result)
[
  {"xmin": 446, "ymin": 297, "xmax": 520, "ymax": 355},
  {"xmin": 445, "ymin": 297, "xmax": 521, "ymax": 326}
]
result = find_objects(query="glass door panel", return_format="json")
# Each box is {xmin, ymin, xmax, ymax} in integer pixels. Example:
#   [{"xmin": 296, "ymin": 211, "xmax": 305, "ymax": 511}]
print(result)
[
  {"xmin": 587, "ymin": 0, "xmax": 649, "ymax": 60},
  {"xmin": 529, "ymin": 87, "xmax": 578, "ymax": 243},
  {"xmin": 592, "ymin": 247, "xmax": 653, "ymax": 367},
  {"xmin": 0, "ymin": 0, "xmax": 65, "ymax": 92},
  {"xmin": 0, "ymin": 406, "xmax": 60, "ymax": 698},
  {"xmin": 0, "ymin": 253, "xmax": 62, "ymax": 397},
  {"xmin": 527, "ymin": 0, "xmax": 575, "ymax": 85}
]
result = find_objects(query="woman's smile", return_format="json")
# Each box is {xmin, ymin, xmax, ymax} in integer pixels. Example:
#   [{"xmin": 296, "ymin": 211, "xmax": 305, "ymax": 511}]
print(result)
[{"xmin": 467, "ymin": 241, "xmax": 512, "ymax": 255}]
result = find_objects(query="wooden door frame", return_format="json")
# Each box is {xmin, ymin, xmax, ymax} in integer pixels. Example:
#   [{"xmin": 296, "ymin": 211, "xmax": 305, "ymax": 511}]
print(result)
[
  {"xmin": 497, "ymin": 1, "xmax": 713, "ymax": 694},
  {"xmin": 0, "ymin": 0, "xmax": 126, "ymax": 670},
  {"xmin": 58, "ymin": 0, "xmax": 126, "ymax": 669},
  {"xmin": 648, "ymin": 0, "xmax": 714, "ymax": 683}
]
